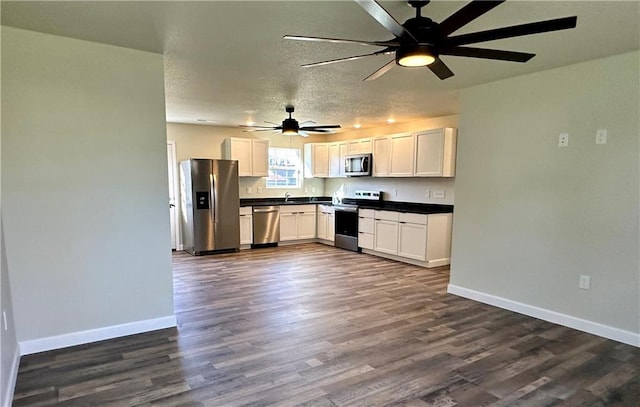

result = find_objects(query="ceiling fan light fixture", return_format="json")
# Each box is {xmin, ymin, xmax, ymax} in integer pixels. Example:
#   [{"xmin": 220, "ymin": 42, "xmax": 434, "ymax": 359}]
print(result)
[
  {"xmin": 396, "ymin": 45, "xmax": 436, "ymax": 67},
  {"xmin": 282, "ymin": 117, "xmax": 300, "ymax": 136}
]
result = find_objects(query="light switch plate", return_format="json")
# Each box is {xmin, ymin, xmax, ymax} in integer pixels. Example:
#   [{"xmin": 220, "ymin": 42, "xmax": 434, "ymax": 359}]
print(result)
[{"xmin": 425, "ymin": 189, "xmax": 431, "ymax": 198}]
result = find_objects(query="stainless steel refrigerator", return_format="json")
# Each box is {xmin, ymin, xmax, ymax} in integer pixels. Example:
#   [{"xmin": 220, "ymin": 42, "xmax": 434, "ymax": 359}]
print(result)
[{"xmin": 180, "ymin": 159, "xmax": 240, "ymax": 255}]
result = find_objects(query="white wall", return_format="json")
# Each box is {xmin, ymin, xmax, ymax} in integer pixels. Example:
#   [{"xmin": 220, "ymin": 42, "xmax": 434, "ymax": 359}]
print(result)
[
  {"xmin": 450, "ymin": 51, "xmax": 639, "ymax": 345},
  {"xmin": 1, "ymin": 27, "xmax": 175, "ymax": 352},
  {"xmin": 0, "ymin": 21, "xmax": 21, "ymax": 404},
  {"xmin": 325, "ymin": 115, "xmax": 458, "ymax": 204},
  {"xmin": 166, "ymin": 123, "xmax": 325, "ymax": 198}
]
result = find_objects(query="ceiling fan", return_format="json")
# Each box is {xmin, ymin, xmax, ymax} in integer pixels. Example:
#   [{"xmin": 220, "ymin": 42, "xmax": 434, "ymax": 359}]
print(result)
[
  {"xmin": 284, "ymin": 0, "xmax": 577, "ymax": 81},
  {"xmin": 240, "ymin": 105, "xmax": 341, "ymax": 137}
]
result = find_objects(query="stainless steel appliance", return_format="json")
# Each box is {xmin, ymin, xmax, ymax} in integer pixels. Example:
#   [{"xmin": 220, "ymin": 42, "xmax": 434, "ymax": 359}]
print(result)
[
  {"xmin": 344, "ymin": 153, "xmax": 372, "ymax": 177},
  {"xmin": 252, "ymin": 206, "xmax": 280, "ymax": 248},
  {"xmin": 180, "ymin": 159, "xmax": 240, "ymax": 255},
  {"xmin": 334, "ymin": 190, "xmax": 381, "ymax": 252},
  {"xmin": 334, "ymin": 203, "xmax": 359, "ymax": 252}
]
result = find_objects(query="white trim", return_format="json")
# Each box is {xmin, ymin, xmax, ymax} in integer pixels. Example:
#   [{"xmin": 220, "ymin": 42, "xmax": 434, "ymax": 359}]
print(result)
[
  {"xmin": 19, "ymin": 315, "xmax": 177, "ymax": 356},
  {"xmin": 447, "ymin": 284, "xmax": 640, "ymax": 348},
  {"xmin": 167, "ymin": 140, "xmax": 180, "ymax": 250},
  {"xmin": 3, "ymin": 347, "xmax": 20, "ymax": 407}
]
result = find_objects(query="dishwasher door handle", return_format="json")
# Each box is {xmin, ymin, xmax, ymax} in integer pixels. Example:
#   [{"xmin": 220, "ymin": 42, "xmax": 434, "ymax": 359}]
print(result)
[{"xmin": 253, "ymin": 208, "xmax": 279, "ymax": 213}]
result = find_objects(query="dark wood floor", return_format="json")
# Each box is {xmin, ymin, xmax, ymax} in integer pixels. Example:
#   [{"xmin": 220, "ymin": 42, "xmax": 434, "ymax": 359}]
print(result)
[{"xmin": 13, "ymin": 243, "xmax": 640, "ymax": 406}]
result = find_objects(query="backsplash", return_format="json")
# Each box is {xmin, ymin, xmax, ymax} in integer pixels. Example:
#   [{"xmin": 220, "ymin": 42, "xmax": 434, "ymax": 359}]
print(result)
[{"xmin": 325, "ymin": 177, "xmax": 455, "ymax": 205}]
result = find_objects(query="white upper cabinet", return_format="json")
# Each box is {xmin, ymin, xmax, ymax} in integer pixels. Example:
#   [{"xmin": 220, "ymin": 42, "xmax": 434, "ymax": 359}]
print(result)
[
  {"xmin": 389, "ymin": 133, "xmax": 415, "ymax": 176},
  {"xmin": 347, "ymin": 138, "xmax": 372, "ymax": 154},
  {"xmin": 414, "ymin": 128, "xmax": 457, "ymax": 177},
  {"xmin": 223, "ymin": 138, "xmax": 269, "ymax": 177},
  {"xmin": 372, "ymin": 136, "xmax": 390, "ymax": 177},
  {"xmin": 304, "ymin": 143, "xmax": 330, "ymax": 178},
  {"xmin": 328, "ymin": 142, "xmax": 347, "ymax": 178}
]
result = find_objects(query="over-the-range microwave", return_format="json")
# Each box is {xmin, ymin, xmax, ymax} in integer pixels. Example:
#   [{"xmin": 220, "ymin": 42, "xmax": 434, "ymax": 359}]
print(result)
[{"xmin": 344, "ymin": 153, "xmax": 372, "ymax": 177}]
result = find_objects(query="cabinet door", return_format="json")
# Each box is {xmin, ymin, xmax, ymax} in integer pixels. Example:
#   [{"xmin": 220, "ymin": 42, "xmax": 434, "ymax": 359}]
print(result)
[
  {"xmin": 348, "ymin": 138, "xmax": 372, "ymax": 154},
  {"xmin": 372, "ymin": 136, "xmax": 390, "ymax": 176},
  {"xmin": 339, "ymin": 143, "xmax": 349, "ymax": 177},
  {"xmin": 327, "ymin": 213, "xmax": 335, "ymax": 242},
  {"xmin": 414, "ymin": 129, "xmax": 444, "ymax": 176},
  {"xmin": 374, "ymin": 220, "xmax": 398, "ymax": 255},
  {"xmin": 279, "ymin": 212, "xmax": 298, "ymax": 241},
  {"xmin": 229, "ymin": 138, "xmax": 253, "ymax": 176},
  {"xmin": 297, "ymin": 212, "xmax": 317, "ymax": 239},
  {"xmin": 314, "ymin": 144, "xmax": 330, "ymax": 177},
  {"xmin": 317, "ymin": 211, "xmax": 327, "ymax": 240},
  {"xmin": 239, "ymin": 214, "xmax": 253, "ymax": 245},
  {"xmin": 251, "ymin": 139, "xmax": 270, "ymax": 177},
  {"xmin": 398, "ymin": 222, "xmax": 427, "ymax": 261},
  {"xmin": 328, "ymin": 143, "xmax": 341, "ymax": 178},
  {"xmin": 389, "ymin": 134, "xmax": 415, "ymax": 176}
]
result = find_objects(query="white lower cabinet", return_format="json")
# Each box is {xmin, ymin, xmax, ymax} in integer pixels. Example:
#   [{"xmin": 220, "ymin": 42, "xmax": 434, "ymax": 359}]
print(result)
[
  {"xmin": 279, "ymin": 205, "xmax": 316, "ymax": 241},
  {"xmin": 358, "ymin": 208, "xmax": 375, "ymax": 250},
  {"xmin": 360, "ymin": 208, "xmax": 452, "ymax": 268},
  {"xmin": 373, "ymin": 210, "xmax": 399, "ymax": 255},
  {"xmin": 239, "ymin": 206, "xmax": 253, "ymax": 245},
  {"xmin": 317, "ymin": 205, "xmax": 335, "ymax": 242},
  {"xmin": 397, "ymin": 213, "xmax": 428, "ymax": 261}
]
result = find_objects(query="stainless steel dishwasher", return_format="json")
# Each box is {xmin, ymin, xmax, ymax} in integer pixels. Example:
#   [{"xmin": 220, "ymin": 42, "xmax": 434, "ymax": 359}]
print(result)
[{"xmin": 252, "ymin": 206, "xmax": 280, "ymax": 247}]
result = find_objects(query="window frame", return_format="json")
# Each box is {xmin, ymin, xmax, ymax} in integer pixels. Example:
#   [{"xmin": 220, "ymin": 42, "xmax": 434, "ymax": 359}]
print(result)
[{"xmin": 265, "ymin": 147, "xmax": 302, "ymax": 189}]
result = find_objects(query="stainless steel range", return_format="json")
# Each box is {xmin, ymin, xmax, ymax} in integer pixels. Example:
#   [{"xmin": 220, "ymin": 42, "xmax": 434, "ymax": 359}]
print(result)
[{"xmin": 334, "ymin": 190, "xmax": 381, "ymax": 252}]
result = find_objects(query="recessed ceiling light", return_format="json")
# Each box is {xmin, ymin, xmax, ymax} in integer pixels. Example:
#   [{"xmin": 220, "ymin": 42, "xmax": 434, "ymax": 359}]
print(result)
[
  {"xmin": 386, "ymin": 118, "xmax": 396, "ymax": 124},
  {"xmin": 353, "ymin": 123, "xmax": 362, "ymax": 129},
  {"xmin": 196, "ymin": 119, "xmax": 217, "ymax": 123},
  {"xmin": 246, "ymin": 120, "xmax": 255, "ymax": 126}
]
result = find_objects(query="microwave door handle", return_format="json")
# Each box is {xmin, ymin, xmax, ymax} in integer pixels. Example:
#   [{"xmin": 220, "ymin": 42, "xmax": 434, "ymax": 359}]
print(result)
[{"xmin": 362, "ymin": 156, "xmax": 367, "ymax": 171}]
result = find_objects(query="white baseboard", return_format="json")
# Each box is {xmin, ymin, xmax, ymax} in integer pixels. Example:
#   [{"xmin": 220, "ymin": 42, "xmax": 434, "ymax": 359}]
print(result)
[
  {"xmin": 3, "ymin": 347, "xmax": 20, "ymax": 407},
  {"xmin": 19, "ymin": 315, "xmax": 177, "ymax": 356},
  {"xmin": 447, "ymin": 284, "xmax": 640, "ymax": 348}
]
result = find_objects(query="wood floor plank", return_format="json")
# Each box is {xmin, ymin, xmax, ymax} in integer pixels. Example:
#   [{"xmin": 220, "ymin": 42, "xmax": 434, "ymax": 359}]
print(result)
[{"xmin": 13, "ymin": 243, "xmax": 640, "ymax": 406}]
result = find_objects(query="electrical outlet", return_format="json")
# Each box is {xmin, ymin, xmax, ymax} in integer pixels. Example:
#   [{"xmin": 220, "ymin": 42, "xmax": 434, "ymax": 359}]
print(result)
[
  {"xmin": 596, "ymin": 129, "xmax": 607, "ymax": 144},
  {"xmin": 579, "ymin": 275, "xmax": 591, "ymax": 290},
  {"xmin": 3, "ymin": 311, "xmax": 7, "ymax": 331},
  {"xmin": 559, "ymin": 133, "xmax": 569, "ymax": 147},
  {"xmin": 393, "ymin": 188, "xmax": 398, "ymax": 197},
  {"xmin": 257, "ymin": 187, "xmax": 263, "ymax": 194},
  {"xmin": 433, "ymin": 190, "xmax": 445, "ymax": 199},
  {"xmin": 246, "ymin": 187, "xmax": 252, "ymax": 194},
  {"xmin": 425, "ymin": 189, "xmax": 431, "ymax": 198}
]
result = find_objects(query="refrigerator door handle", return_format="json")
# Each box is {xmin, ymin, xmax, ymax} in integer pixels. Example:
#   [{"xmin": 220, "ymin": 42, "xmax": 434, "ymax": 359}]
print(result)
[{"xmin": 210, "ymin": 173, "xmax": 217, "ymax": 224}]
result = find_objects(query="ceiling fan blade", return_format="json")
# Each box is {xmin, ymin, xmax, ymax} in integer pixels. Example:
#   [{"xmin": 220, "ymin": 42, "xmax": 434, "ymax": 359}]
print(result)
[
  {"xmin": 301, "ymin": 50, "xmax": 393, "ymax": 67},
  {"xmin": 440, "ymin": 46, "xmax": 535, "ymax": 62},
  {"xmin": 354, "ymin": 0, "xmax": 417, "ymax": 42},
  {"xmin": 427, "ymin": 58, "xmax": 455, "ymax": 80},
  {"xmin": 302, "ymin": 129, "xmax": 334, "ymax": 133},
  {"xmin": 283, "ymin": 35, "xmax": 399, "ymax": 47},
  {"xmin": 438, "ymin": 1, "xmax": 505, "ymax": 36},
  {"xmin": 363, "ymin": 59, "xmax": 395, "ymax": 81},
  {"xmin": 301, "ymin": 125, "xmax": 341, "ymax": 130},
  {"xmin": 242, "ymin": 128, "xmax": 280, "ymax": 132},
  {"xmin": 264, "ymin": 121, "xmax": 280, "ymax": 125},
  {"xmin": 446, "ymin": 16, "xmax": 578, "ymax": 46},
  {"xmin": 298, "ymin": 131, "xmax": 310, "ymax": 137},
  {"xmin": 239, "ymin": 125, "xmax": 278, "ymax": 129},
  {"xmin": 300, "ymin": 120, "xmax": 316, "ymax": 126}
]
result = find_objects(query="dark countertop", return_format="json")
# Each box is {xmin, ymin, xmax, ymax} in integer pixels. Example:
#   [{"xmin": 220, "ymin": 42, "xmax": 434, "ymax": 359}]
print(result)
[
  {"xmin": 240, "ymin": 197, "xmax": 332, "ymax": 207},
  {"xmin": 241, "ymin": 197, "xmax": 453, "ymax": 214},
  {"xmin": 342, "ymin": 198, "xmax": 454, "ymax": 215}
]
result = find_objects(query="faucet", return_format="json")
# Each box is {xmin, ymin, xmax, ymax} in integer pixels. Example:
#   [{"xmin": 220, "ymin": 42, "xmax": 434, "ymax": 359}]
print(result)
[{"xmin": 284, "ymin": 191, "xmax": 291, "ymax": 202}]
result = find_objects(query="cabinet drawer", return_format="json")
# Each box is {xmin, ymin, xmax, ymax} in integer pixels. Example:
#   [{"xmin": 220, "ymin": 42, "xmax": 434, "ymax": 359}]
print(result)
[
  {"xmin": 358, "ymin": 217, "xmax": 374, "ymax": 234},
  {"xmin": 239, "ymin": 206, "xmax": 252, "ymax": 215},
  {"xmin": 359, "ymin": 208, "xmax": 374, "ymax": 218},
  {"xmin": 280, "ymin": 204, "xmax": 316, "ymax": 214},
  {"xmin": 374, "ymin": 210, "xmax": 399, "ymax": 221},
  {"xmin": 358, "ymin": 232, "xmax": 374, "ymax": 250},
  {"xmin": 398, "ymin": 212, "xmax": 427, "ymax": 225}
]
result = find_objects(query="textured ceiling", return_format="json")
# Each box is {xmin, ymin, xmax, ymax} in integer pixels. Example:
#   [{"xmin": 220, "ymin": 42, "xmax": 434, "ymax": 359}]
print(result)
[{"xmin": 2, "ymin": 1, "xmax": 639, "ymax": 132}]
